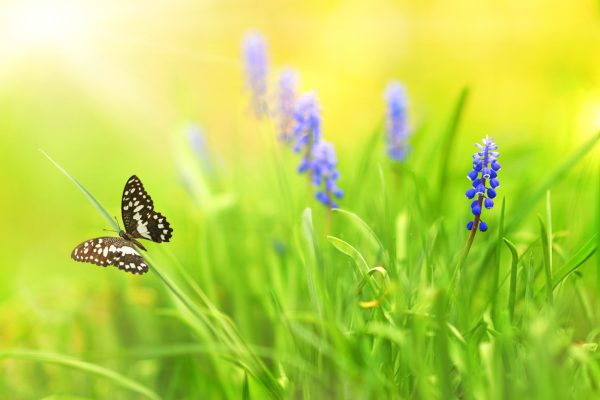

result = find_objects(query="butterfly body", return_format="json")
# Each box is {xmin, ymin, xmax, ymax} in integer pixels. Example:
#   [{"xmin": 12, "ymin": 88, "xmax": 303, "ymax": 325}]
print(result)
[
  {"xmin": 118, "ymin": 230, "xmax": 147, "ymax": 251},
  {"xmin": 71, "ymin": 175, "xmax": 173, "ymax": 275}
]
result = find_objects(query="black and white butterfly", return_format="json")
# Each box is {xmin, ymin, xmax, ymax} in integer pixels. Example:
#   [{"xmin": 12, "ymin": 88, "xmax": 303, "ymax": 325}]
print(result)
[{"xmin": 71, "ymin": 175, "xmax": 173, "ymax": 275}]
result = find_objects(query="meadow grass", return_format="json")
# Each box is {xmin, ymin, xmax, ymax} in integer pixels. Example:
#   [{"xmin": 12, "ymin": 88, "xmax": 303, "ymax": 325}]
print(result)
[{"xmin": 2, "ymin": 92, "xmax": 599, "ymax": 399}]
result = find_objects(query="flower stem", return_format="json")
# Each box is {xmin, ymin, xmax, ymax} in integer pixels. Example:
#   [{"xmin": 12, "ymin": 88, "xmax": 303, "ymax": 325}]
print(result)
[{"xmin": 449, "ymin": 192, "xmax": 484, "ymax": 296}]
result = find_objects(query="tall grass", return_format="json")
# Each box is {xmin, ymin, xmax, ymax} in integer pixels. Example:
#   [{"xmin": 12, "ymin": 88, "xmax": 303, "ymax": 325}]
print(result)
[{"xmin": 2, "ymin": 98, "xmax": 599, "ymax": 399}]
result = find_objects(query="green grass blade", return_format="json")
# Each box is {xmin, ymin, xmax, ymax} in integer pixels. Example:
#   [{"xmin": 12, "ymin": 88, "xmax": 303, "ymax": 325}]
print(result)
[
  {"xmin": 327, "ymin": 235, "xmax": 370, "ymax": 274},
  {"xmin": 43, "ymin": 151, "xmax": 282, "ymax": 399},
  {"xmin": 41, "ymin": 150, "xmax": 119, "ymax": 231},
  {"xmin": 538, "ymin": 216, "xmax": 553, "ymax": 305},
  {"xmin": 573, "ymin": 272, "xmax": 594, "ymax": 325},
  {"xmin": 552, "ymin": 235, "xmax": 598, "ymax": 288},
  {"xmin": 0, "ymin": 349, "xmax": 160, "ymax": 400},
  {"xmin": 545, "ymin": 191, "xmax": 553, "ymax": 275},
  {"xmin": 597, "ymin": 167, "xmax": 600, "ymax": 292},
  {"xmin": 242, "ymin": 371, "xmax": 250, "ymax": 400},
  {"xmin": 332, "ymin": 208, "xmax": 386, "ymax": 261},
  {"xmin": 301, "ymin": 208, "xmax": 325, "ymax": 319},
  {"xmin": 353, "ymin": 119, "xmax": 384, "ymax": 183},
  {"xmin": 506, "ymin": 131, "xmax": 600, "ymax": 232},
  {"xmin": 490, "ymin": 197, "xmax": 506, "ymax": 320},
  {"xmin": 503, "ymin": 238, "xmax": 519, "ymax": 322},
  {"xmin": 437, "ymin": 87, "xmax": 469, "ymax": 193},
  {"xmin": 433, "ymin": 290, "xmax": 453, "ymax": 398}
]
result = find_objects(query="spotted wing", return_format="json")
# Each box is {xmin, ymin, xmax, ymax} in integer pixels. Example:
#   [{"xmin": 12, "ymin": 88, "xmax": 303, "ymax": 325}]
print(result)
[
  {"xmin": 121, "ymin": 175, "xmax": 173, "ymax": 243},
  {"xmin": 71, "ymin": 237, "xmax": 149, "ymax": 275}
]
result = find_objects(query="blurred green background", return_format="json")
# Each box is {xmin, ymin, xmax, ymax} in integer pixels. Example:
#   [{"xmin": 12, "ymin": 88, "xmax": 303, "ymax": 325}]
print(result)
[{"xmin": 1, "ymin": 0, "xmax": 600, "ymax": 398}]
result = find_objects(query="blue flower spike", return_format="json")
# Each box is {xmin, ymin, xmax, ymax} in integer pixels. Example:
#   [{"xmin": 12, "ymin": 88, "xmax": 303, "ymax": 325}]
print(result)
[
  {"xmin": 310, "ymin": 140, "xmax": 343, "ymax": 208},
  {"xmin": 289, "ymin": 91, "xmax": 342, "ymax": 209},
  {"xmin": 465, "ymin": 136, "xmax": 500, "ymax": 233},
  {"xmin": 384, "ymin": 81, "xmax": 411, "ymax": 162},
  {"xmin": 277, "ymin": 68, "xmax": 299, "ymax": 142},
  {"xmin": 242, "ymin": 30, "xmax": 269, "ymax": 118},
  {"xmin": 292, "ymin": 92, "xmax": 322, "ymax": 165}
]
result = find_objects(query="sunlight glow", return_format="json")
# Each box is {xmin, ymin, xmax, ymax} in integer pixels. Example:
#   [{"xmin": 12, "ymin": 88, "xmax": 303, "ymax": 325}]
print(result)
[{"xmin": 1, "ymin": 1, "xmax": 93, "ymax": 54}]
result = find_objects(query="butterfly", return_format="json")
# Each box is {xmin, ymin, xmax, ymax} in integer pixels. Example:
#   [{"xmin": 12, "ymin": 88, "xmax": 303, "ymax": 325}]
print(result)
[{"xmin": 71, "ymin": 175, "xmax": 173, "ymax": 275}]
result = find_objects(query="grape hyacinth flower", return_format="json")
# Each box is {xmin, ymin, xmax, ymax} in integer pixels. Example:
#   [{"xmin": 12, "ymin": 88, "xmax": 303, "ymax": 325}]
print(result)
[
  {"xmin": 308, "ymin": 140, "xmax": 343, "ymax": 208},
  {"xmin": 187, "ymin": 123, "xmax": 213, "ymax": 172},
  {"xmin": 465, "ymin": 136, "xmax": 501, "ymax": 233},
  {"xmin": 384, "ymin": 81, "xmax": 410, "ymax": 162},
  {"xmin": 242, "ymin": 31, "xmax": 269, "ymax": 117},
  {"xmin": 277, "ymin": 68, "xmax": 299, "ymax": 142},
  {"xmin": 292, "ymin": 92, "xmax": 322, "ymax": 172}
]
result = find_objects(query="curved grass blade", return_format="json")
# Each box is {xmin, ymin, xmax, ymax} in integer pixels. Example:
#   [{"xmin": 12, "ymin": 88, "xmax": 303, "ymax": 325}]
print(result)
[
  {"xmin": 327, "ymin": 235, "xmax": 370, "ymax": 274},
  {"xmin": 332, "ymin": 208, "xmax": 386, "ymax": 261},
  {"xmin": 0, "ymin": 349, "xmax": 160, "ymax": 400},
  {"xmin": 41, "ymin": 150, "xmax": 119, "ymax": 231},
  {"xmin": 552, "ymin": 235, "xmax": 598, "ymax": 289}
]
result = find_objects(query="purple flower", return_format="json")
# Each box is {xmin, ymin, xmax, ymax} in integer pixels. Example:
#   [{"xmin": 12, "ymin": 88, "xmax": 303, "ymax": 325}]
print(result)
[
  {"xmin": 277, "ymin": 68, "xmax": 299, "ymax": 142},
  {"xmin": 188, "ymin": 123, "xmax": 214, "ymax": 173},
  {"xmin": 242, "ymin": 31, "xmax": 269, "ymax": 117},
  {"xmin": 292, "ymin": 92, "xmax": 321, "ymax": 169},
  {"xmin": 465, "ymin": 136, "xmax": 501, "ymax": 232},
  {"xmin": 384, "ymin": 81, "xmax": 410, "ymax": 161},
  {"xmin": 308, "ymin": 140, "xmax": 343, "ymax": 208}
]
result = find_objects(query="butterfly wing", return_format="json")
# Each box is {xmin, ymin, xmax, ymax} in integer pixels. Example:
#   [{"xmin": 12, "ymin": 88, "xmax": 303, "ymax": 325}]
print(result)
[
  {"xmin": 71, "ymin": 237, "xmax": 149, "ymax": 275},
  {"xmin": 121, "ymin": 175, "xmax": 173, "ymax": 243}
]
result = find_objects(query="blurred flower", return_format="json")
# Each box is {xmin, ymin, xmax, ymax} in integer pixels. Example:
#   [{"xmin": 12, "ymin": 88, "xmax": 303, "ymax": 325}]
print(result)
[
  {"xmin": 465, "ymin": 136, "xmax": 501, "ymax": 232},
  {"xmin": 242, "ymin": 30, "xmax": 269, "ymax": 117},
  {"xmin": 187, "ymin": 123, "xmax": 213, "ymax": 172},
  {"xmin": 308, "ymin": 140, "xmax": 343, "ymax": 208},
  {"xmin": 292, "ymin": 92, "xmax": 322, "ymax": 171},
  {"xmin": 277, "ymin": 68, "xmax": 299, "ymax": 142},
  {"xmin": 384, "ymin": 81, "xmax": 411, "ymax": 161}
]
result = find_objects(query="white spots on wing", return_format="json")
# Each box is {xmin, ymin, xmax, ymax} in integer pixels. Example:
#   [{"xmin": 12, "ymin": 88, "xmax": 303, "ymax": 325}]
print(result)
[
  {"xmin": 84, "ymin": 248, "xmax": 88, "ymax": 254},
  {"xmin": 98, "ymin": 239, "xmax": 103, "ymax": 244},
  {"xmin": 158, "ymin": 218, "xmax": 164, "ymax": 223},
  {"xmin": 131, "ymin": 188, "xmax": 136, "ymax": 193},
  {"xmin": 160, "ymin": 235, "xmax": 165, "ymax": 240},
  {"xmin": 128, "ymin": 201, "xmax": 133, "ymax": 208},
  {"xmin": 116, "ymin": 246, "xmax": 139, "ymax": 256},
  {"xmin": 133, "ymin": 213, "xmax": 142, "ymax": 221},
  {"xmin": 158, "ymin": 223, "xmax": 163, "ymax": 228},
  {"xmin": 109, "ymin": 245, "xmax": 116, "ymax": 252},
  {"xmin": 134, "ymin": 205, "xmax": 144, "ymax": 212},
  {"xmin": 102, "ymin": 247, "xmax": 109, "ymax": 257},
  {"xmin": 137, "ymin": 221, "xmax": 151, "ymax": 239}
]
